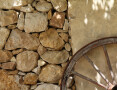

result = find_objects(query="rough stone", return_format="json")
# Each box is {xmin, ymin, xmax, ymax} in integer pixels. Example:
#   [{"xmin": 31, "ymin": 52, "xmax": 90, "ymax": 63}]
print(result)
[
  {"xmin": 0, "ymin": 0, "xmax": 33, "ymax": 10},
  {"xmin": 35, "ymin": 1, "xmax": 52, "ymax": 12},
  {"xmin": 24, "ymin": 12, "xmax": 48, "ymax": 33},
  {"xmin": 59, "ymin": 33, "xmax": 69, "ymax": 42},
  {"xmin": 65, "ymin": 43, "xmax": 71, "ymax": 51},
  {"xmin": 0, "ymin": 10, "xmax": 18, "ymax": 27},
  {"xmin": 50, "ymin": 12, "xmax": 65, "ymax": 28},
  {"xmin": 0, "ymin": 50, "xmax": 13, "ymax": 63},
  {"xmin": 39, "ymin": 28, "xmax": 64, "ymax": 50},
  {"xmin": 10, "ymin": 57, "xmax": 16, "ymax": 62},
  {"xmin": 38, "ymin": 59, "xmax": 46, "ymax": 67},
  {"xmin": 31, "ymin": 33, "xmax": 39, "ymax": 38},
  {"xmin": 7, "ymin": 70, "xmax": 18, "ymax": 75},
  {"xmin": 12, "ymin": 49, "xmax": 24, "ymax": 55},
  {"xmin": 2, "ymin": 62, "xmax": 16, "ymax": 70},
  {"xmin": 0, "ymin": 27, "xmax": 10, "ymax": 49},
  {"xmin": 63, "ymin": 19, "xmax": 69, "ymax": 30},
  {"xmin": 20, "ymin": 4, "xmax": 34, "ymax": 12},
  {"xmin": 16, "ymin": 51, "xmax": 39, "ymax": 72},
  {"xmin": 39, "ymin": 64, "xmax": 62, "ymax": 83},
  {"xmin": 18, "ymin": 72, "xmax": 26, "ymax": 76},
  {"xmin": 21, "ymin": 85, "xmax": 30, "ymax": 90},
  {"xmin": 8, "ymin": 24, "xmax": 16, "ymax": 29},
  {"xmin": 24, "ymin": 73, "xmax": 38, "ymax": 85},
  {"xmin": 37, "ymin": 44, "xmax": 47, "ymax": 56},
  {"xmin": 5, "ymin": 29, "xmax": 40, "ymax": 50},
  {"xmin": 32, "ymin": 67, "xmax": 41, "ymax": 75},
  {"xmin": 48, "ymin": 10, "xmax": 52, "ymax": 20},
  {"xmin": 17, "ymin": 12, "xmax": 24, "ymax": 30},
  {"xmin": 31, "ymin": 84, "xmax": 37, "ymax": 90},
  {"xmin": 41, "ymin": 50, "xmax": 69, "ymax": 64},
  {"xmin": 50, "ymin": 0, "xmax": 67, "ymax": 12}
]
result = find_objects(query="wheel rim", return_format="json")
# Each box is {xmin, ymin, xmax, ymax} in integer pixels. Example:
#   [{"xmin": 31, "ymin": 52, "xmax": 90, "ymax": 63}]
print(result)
[{"xmin": 61, "ymin": 37, "xmax": 117, "ymax": 90}]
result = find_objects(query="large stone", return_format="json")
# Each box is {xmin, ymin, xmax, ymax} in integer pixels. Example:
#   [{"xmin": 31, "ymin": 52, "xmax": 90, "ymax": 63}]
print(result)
[
  {"xmin": 35, "ymin": 1, "xmax": 52, "ymax": 12},
  {"xmin": 5, "ymin": 29, "xmax": 40, "ymax": 50},
  {"xmin": 16, "ymin": 51, "xmax": 39, "ymax": 72},
  {"xmin": 0, "ymin": 0, "xmax": 33, "ymax": 10},
  {"xmin": 0, "ymin": 50, "xmax": 13, "ymax": 63},
  {"xmin": 24, "ymin": 12, "xmax": 48, "ymax": 33},
  {"xmin": 0, "ymin": 70, "xmax": 20, "ymax": 90},
  {"xmin": 0, "ymin": 10, "xmax": 18, "ymax": 27},
  {"xmin": 50, "ymin": 0, "xmax": 67, "ymax": 12},
  {"xmin": 41, "ymin": 50, "xmax": 69, "ymax": 64},
  {"xmin": 39, "ymin": 64, "xmax": 62, "ymax": 83},
  {"xmin": 39, "ymin": 28, "xmax": 64, "ymax": 50},
  {"xmin": 0, "ymin": 27, "xmax": 10, "ymax": 49}
]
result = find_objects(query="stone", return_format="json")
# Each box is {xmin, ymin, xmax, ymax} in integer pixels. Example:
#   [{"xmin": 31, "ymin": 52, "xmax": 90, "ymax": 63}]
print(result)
[
  {"xmin": 21, "ymin": 85, "xmax": 30, "ymax": 90},
  {"xmin": 50, "ymin": 12, "xmax": 65, "ymax": 28},
  {"xmin": 48, "ymin": 10, "xmax": 52, "ymax": 20},
  {"xmin": 31, "ymin": 84, "xmax": 37, "ymax": 89},
  {"xmin": 37, "ymin": 44, "xmax": 47, "ymax": 56},
  {"xmin": 12, "ymin": 49, "xmax": 24, "ymax": 55},
  {"xmin": 5, "ymin": 29, "xmax": 40, "ymax": 50},
  {"xmin": 0, "ymin": 50, "xmax": 13, "ymax": 63},
  {"xmin": 50, "ymin": 0, "xmax": 67, "ymax": 12},
  {"xmin": 0, "ymin": 10, "xmax": 18, "ymax": 27},
  {"xmin": 18, "ymin": 72, "xmax": 26, "ymax": 76},
  {"xmin": 38, "ymin": 59, "xmax": 46, "ymax": 67},
  {"xmin": 63, "ymin": 19, "xmax": 69, "ymax": 30},
  {"xmin": 0, "ymin": 0, "xmax": 33, "ymax": 10},
  {"xmin": 0, "ymin": 70, "xmax": 20, "ymax": 90},
  {"xmin": 24, "ymin": 12, "xmax": 48, "ymax": 33},
  {"xmin": 39, "ymin": 64, "xmax": 62, "ymax": 83},
  {"xmin": 8, "ymin": 24, "xmax": 16, "ymax": 29},
  {"xmin": 24, "ymin": 73, "xmax": 38, "ymax": 85},
  {"xmin": 32, "ymin": 67, "xmax": 41, "ymax": 75},
  {"xmin": 17, "ymin": 12, "xmax": 24, "ymax": 30},
  {"xmin": 59, "ymin": 33, "xmax": 69, "ymax": 42},
  {"xmin": 35, "ymin": 84, "xmax": 60, "ymax": 90},
  {"xmin": 41, "ymin": 50, "xmax": 69, "ymax": 64},
  {"xmin": 31, "ymin": 33, "xmax": 39, "ymax": 38},
  {"xmin": 39, "ymin": 28, "xmax": 64, "ymax": 50},
  {"xmin": 16, "ymin": 51, "xmax": 39, "ymax": 72},
  {"xmin": 65, "ymin": 43, "xmax": 71, "ymax": 51},
  {"xmin": 20, "ymin": 4, "xmax": 34, "ymax": 13},
  {"xmin": 57, "ymin": 29, "xmax": 68, "ymax": 33},
  {"xmin": 0, "ymin": 27, "xmax": 10, "ymax": 49},
  {"xmin": 2, "ymin": 62, "xmax": 16, "ymax": 70},
  {"xmin": 35, "ymin": 1, "xmax": 52, "ymax": 12},
  {"xmin": 7, "ymin": 70, "xmax": 18, "ymax": 75}
]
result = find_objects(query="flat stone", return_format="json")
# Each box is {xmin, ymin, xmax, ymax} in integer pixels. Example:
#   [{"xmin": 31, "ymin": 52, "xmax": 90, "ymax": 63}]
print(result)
[
  {"xmin": 48, "ymin": 10, "xmax": 52, "ymax": 20},
  {"xmin": 35, "ymin": 1, "xmax": 52, "ymax": 12},
  {"xmin": 0, "ymin": 70, "xmax": 20, "ymax": 90},
  {"xmin": 20, "ymin": 4, "xmax": 34, "ymax": 12},
  {"xmin": 0, "ymin": 50, "xmax": 13, "ymax": 63},
  {"xmin": 39, "ymin": 28, "xmax": 64, "ymax": 50},
  {"xmin": 0, "ymin": 27, "xmax": 10, "ymax": 49},
  {"xmin": 18, "ymin": 71, "xmax": 26, "ymax": 76},
  {"xmin": 59, "ymin": 33, "xmax": 69, "ymax": 42},
  {"xmin": 0, "ymin": 10, "xmax": 18, "ymax": 27},
  {"xmin": 17, "ymin": 12, "xmax": 24, "ymax": 30},
  {"xmin": 7, "ymin": 70, "xmax": 18, "ymax": 75},
  {"xmin": 37, "ymin": 44, "xmax": 47, "ymax": 56},
  {"xmin": 24, "ymin": 12, "xmax": 48, "ymax": 33},
  {"xmin": 50, "ymin": 12, "xmax": 65, "ymax": 28},
  {"xmin": 2, "ymin": 62, "xmax": 16, "ymax": 70},
  {"xmin": 39, "ymin": 64, "xmax": 62, "ymax": 83},
  {"xmin": 0, "ymin": 0, "xmax": 33, "ymax": 10},
  {"xmin": 63, "ymin": 19, "xmax": 69, "ymax": 30},
  {"xmin": 5, "ymin": 29, "xmax": 40, "ymax": 50},
  {"xmin": 41, "ymin": 50, "xmax": 69, "ymax": 64},
  {"xmin": 16, "ymin": 51, "xmax": 39, "ymax": 72},
  {"xmin": 50, "ymin": 0, "xmax": 67, "ymax": 12},
  {"xmin": 12, "ymin": 49, "xmax": 24, "ymax": 55},
  {"xmin": 65, "ymin": 43, "xmax": 71, "ymax": 51},
  {"xmin": 24, "ymin": 73, "xmax": 38, "ymax": 85}
]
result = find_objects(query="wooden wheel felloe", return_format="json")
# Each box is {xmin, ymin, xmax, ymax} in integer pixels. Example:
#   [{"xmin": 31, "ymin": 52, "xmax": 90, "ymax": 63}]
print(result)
[{"xmin": 61, "ymin": 37, "xmax": 117, "ymax": 90}]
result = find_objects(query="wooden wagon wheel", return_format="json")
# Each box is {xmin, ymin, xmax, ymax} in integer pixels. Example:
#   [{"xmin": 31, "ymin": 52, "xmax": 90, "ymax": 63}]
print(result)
[{"xmin": 61, "ymin": 37, "xmax": 117, "ymax": 90}]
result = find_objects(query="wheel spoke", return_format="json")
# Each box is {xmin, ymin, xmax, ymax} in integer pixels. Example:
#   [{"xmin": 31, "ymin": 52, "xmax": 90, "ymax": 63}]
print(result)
[
  {"xmin": 84, "ymin": 55, "xmax": 111, "ymax": 85},
  {"xmin": 102, "ymin": 45, "xmax": 115, "ymax": 84},
  {"xmin": 71, "ymin": 71, "xmax": 107, "ymax": 89}
]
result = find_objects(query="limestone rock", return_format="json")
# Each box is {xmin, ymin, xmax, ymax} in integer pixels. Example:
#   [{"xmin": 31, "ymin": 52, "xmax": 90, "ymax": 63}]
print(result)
[
  {"xmin": 65, "ymin": 43, "xmax": 71, "ymax": 51},
  {"xmin": 12, "ymin": 49, "xmax": 24, "ymax": 55},
  {"xmin": 50, "ymin": 12, "xmax": 65, "ymax": 28},
  {"xmin": 7, "ymin": 70, "xmax": 18, "ymax": 75},
  {"xmin": 41, "ymin": 50, "xmax": 69, "ymax": 64},
  {"xmin": 39, "ymin": 64, "xmax": 62, "ymax": 83},
  {"xmin": 38, "ymin": 59, "xmax": 46, "ymax": 67},
  {"xmin": 48, "ymin": 10, "xmax": 52, "ymax": 20},
  {"xmin": 39, "ymin": 28, "xmax": 64, "ymax": 50},
  {"xmin": 20, "ymin": 4, "xmax": 34, "ymax": 12},
  {"xmin": 0, "ymin": 10, "xmax": 18, "ymax": 27},
  {"xmin": 50, "ymin": 0, "xmax": 67, "ymax": 12},
  {"xmin": 63, "ymin": 19, "xmax": 69, "ymax": 30},
  {"xmin": 0, "ymin": 27, "xmax": 10, "ymax": 49},
  {"xmin": 0, "ymin": 0, "xmax": 33, "ymax": 10},
  {"xmin": 17, "ymin": 12, "xmax": 24, "ymax": 30},
  {"xmin": 2, "ymin": 62, "xmax": 16, "ymax": 70},
  {"xmin": 32, "ymin": 67, "xmax": 41, "ymax": 75},
  {"xmin": 16, "ymin": 51, "xmax": 39, "ymax": 72},
  {"xmin": 35, "ymin": 1, "xmax": 52, "ymax": 12},
  {"xmin": 37, "ymin": 44, "xmax": 47, "ymax": 56},
  {"xmin": 59, "ymin": 33, "xmax": 69, "ymax": 42},
  {"xmin": 5, "ymin": 29, "xmax": 40, "ymax": 50},
  {"xmin": 35, "ymin": 84, "xmax": 60, "ymax": 90},
  {"xmin": 0, "ymin": 50, "xmax": 13, "ymax": 63},
  {"xmin": 24, "ymin": 73, "xmax": 38, "ymax": 85},
  {"xmin": 24, "ymin": 12, "xmax": 48, "ymax": 33}
]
